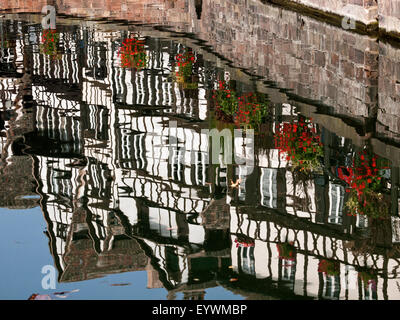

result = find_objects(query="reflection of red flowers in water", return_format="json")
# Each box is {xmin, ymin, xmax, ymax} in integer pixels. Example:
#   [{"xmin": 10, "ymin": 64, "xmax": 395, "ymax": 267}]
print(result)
[
  {"xmin": 213, "ymin": 80, "xmax": 268, "ymax": 128},
  {"xmin": 274, "ymin": 117, "xmax": 323, "ymax": 170},
  {"xmin": 175, "ymin": 50, "xmax": 196, "ymax": 77},
  {"xmin": 41, "ymin": 29, "xmax": 59, "ymax": 59},
  {"xmin": 234, "ymin": 92, "xmax": 266, "ymax": 128},
  {"xmin": 234, "ymin": 238, "xmax": 255, "ymax": 248},
  {"xmin": 358, "ymin": 271, "xmax": 377, "ymax": 290},
  {"xmin": 118, "ymin": 38, "xmax": 146, "ymax": 69},
  {"xmin": 41, "ymin": 29, "xmax": 58, "ymax": 43},
  {"xmin": 213, "ymin": 80, "xmax": 236, "ymax": 123},
  {"xmin": 318, "ymin": 259, "xmax": 340, "ymax": 276},
  {"xmin": 276, "ymin": 242, "xmax": 296, "ymax": 261},
  {"xmin": 340, "ymin": 151, "xmax": 389, "ymax": 199},
  {"xmin": 338, "ymin": 150, "xmax": 390, "ymax": 219}
]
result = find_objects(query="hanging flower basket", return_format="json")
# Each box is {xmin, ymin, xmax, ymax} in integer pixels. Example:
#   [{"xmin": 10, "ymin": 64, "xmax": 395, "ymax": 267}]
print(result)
[
  {"xmin": 213, "ymin": 80, "xmax": 269, "ymax": 129},
  {"xmin": 318, "ymin": 259, "xmax": 340, "ymax": 276},
  {"xmin": 40, "ymin": 29, "xmax": 61, "ymax": 60},
  {"xmin": 343, "ymin": 150, "xmax": 391, "ymax": 220},
  {"xmin": 175, "ymin": 50, "xmax": 195, "ymax": 77},
  {"xmin": 274, "ymin": 116, "xmax": 323, "ymax": 172},
  {"xmin": 358, "ymin": 269, "xmax": 377, "ymax": 289},
  {"xmin": 118, "ymin": 37, "xmax": 147, "ymax": 69},
  {"xmin": 173, "ymin": 49, "xmax": 198, "ymax": 89},
  {"xmin": 276, "ymin": 242, "xmax": 296, "ymax": 261},
  {"xmin": 234, "ymin": 234, "xmax": 255, "ymax": 248}
]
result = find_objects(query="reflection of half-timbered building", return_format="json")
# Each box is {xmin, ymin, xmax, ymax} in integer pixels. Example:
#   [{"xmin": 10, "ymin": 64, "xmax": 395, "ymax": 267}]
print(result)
[
  {"xmin": 26, "ymin": 26, "xmax": 227, "ymax": 291},
  {"xmin": 227, "ymin": 104, "xmax": 400, "ymax": 300},
  {"xmin": 0, "ymin": 21, "xmax": 39, "ymax": 209},
  {"xmin": 5, "ymin": 20, "xmax": 400, "ymax": 299}
]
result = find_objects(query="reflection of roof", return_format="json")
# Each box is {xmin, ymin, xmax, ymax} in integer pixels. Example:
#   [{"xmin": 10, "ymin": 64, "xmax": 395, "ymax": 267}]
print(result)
[
  {"xmin": 60, "ymin": 236, "xmax": 149, "ymax": 283},
  {"xmin": 200, "ymin": 197, "xmax": 230, "ymax": 230},
  {"xmin": 0, "ymin": 156, "xmax": 38, "ymax": 209}
]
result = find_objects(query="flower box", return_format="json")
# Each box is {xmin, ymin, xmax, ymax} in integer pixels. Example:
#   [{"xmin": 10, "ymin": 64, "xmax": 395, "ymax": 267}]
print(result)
[
  {"xmin": 118, "ymin": 37, "xmax": 147, "ymax": 69},
  {"xmin": 318, "ymin": 259, "xmax": 340, "ymax": 276},
  {"xmin": 274, "ymin": 116, "xmax": 323, "ymax": 172},
  {"xmin": 276, "ymin": 242, "xmax": 296, "ymax": 261},
  {"xmin": 213, "ymin": 80, "xmax": 269, "ymax": 129}
]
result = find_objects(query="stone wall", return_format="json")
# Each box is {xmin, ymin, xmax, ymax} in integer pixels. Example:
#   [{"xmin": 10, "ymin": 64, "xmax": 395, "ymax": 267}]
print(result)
[
  {"xmin": 0, "ymin": 0, "xmax": 195, "ymax": 30},
  {"xmin": 3, "ymin": 0, "xmax": 380, "ymax": 120},
  {"xmin": 0, "ymin": 0, "xmax": 50, "ymax": 12},
  {"xmin": 282, "ymin": 0, "xmax": 378, "ymax": 25},
  {"xmin": 1, "ymin": 0, "xmax": 400, "ymax": 35},
  {"xmin": 378, "ymin": 0, "xmax": 400, "ymax": 35},
  {"xmin": 56, "ymin": 0, "xmax": 192, "ymax": 27},
  {"xmin": 377, "ymin": 42, "xmax": 400, "ymax": 142},
  {"xmin": 196, "ymin": 0, "xmax": 379, "ymax": 119}
]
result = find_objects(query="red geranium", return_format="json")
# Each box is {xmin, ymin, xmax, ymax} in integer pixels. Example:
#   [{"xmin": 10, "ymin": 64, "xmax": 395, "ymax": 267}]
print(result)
[
  {"xmin": 118, "ymin": 37, "xmax": 146, "ymax": 69},
  {"xmin": 274, "ymin": 117, "xmax": 323, "ymax": 171}
]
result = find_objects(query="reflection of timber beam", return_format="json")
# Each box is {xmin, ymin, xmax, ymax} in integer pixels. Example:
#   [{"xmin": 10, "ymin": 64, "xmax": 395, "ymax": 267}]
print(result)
[
  {"xmin": 187, "ymin": 248, "xmax": 231, "ymax": 259},
  {"xmin": 129, "ymin": 227, "xmax": 197, "ymax": 249},
  {"xmin": 243, "ymin": 207, "xmax": 355, "ymax": 241},
  {"xmin": 219, "ymin": 275, "xmax": 314, "ymax": 300},
  {"xmin": 115, "ymin": 102, "xmax": 174, "ymax": 111}
]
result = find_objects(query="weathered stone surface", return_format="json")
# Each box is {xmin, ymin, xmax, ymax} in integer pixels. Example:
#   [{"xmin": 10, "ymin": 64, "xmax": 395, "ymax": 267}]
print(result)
[
  {"xmin": 201, "ymin": 197, "xmax": 230, "ymax": 230},
  {"xmin": 377, "ymin": 42, "xmax": 400, "ymax": 142},
  {"xmin": 379, "ymin": 0, "xmax": 400, "ymax": 35},
  {"xmin": 284, "ymin": 0, "xmax": 378, "ymax": 25}
]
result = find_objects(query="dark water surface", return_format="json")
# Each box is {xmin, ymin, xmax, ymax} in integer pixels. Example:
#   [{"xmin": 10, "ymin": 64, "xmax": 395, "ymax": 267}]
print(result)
[{"xmin": 1, "ymin": 13, "xmax": 400, "ymax": 300}]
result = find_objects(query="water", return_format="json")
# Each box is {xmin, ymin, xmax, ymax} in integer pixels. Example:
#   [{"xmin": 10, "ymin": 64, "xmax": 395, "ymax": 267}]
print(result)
[{"xmin": 1, "ymin": 11, "xmax": 400, "ymax": 300}]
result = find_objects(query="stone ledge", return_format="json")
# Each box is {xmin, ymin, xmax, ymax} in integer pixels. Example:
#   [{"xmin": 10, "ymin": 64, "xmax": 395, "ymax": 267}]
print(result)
[{"xmin": 262, "ymin": 0, "xmax": 379, "ymax": 35}]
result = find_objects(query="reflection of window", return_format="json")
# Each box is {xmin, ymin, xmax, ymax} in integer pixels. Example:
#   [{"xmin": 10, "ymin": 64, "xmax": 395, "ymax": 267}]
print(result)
[
  {"xmin": 240, "ymin": 246, "xmax": 255, "ymax": 276},
  {"xmin": 195, "ymin": 151, "xmax": 208, "ymax": 186},
  {"xmin": 363, "ymin": 281, "xmax": 377, "ymax": 300},
  {"xmin": 322, "ymin": 275, "xmax": 341, "ymax": 300},
  {"xmin": 260, "ymin": 168, "xmax": 277, "ymax": 208},
  {"xmin": 119, "ymin": 132, "xmax": 146, "ymax": 170},
  {"xmin": 149, "ymin": 208, "xmax": 179, "ymax": 239},
  {"xmin": 356, "ymin": 214, "xmax": 368, "ymax": 229},
  {"xmin": 216, "ymin": 166, "xmax": 227, "ymax": 188},
  {"xmin": 237, "ymin": 165, "xmax": 249, "ymax": 201},
  {"xmin": 56, "ymin": 222, "xmax": 68, "ymax": 241},
  {"xmin": 170, "ymin": 148, "xmax": 185, "ymax": 181},
  {"xmin": 86, "ymin": 105, "xmax": 108, "ymax": 141},
  {"xmin": 281, "ymin": 259, "xmax": 296, "ymax": 282},
  {"xmin": 165, "ymin": 246, "xmax": 181, "ymax": 283},
  {"xmin": 49, "ymin": 168, "xmax": 72, "ymax": 198},
  {"xmin": 328, "ymin": 183, "xmax": 344, "ymax": 224},
  {"xmin": 108, "ymin": 211, "xmax": 120, "ymax": 226},
  {"xmin": 120, "ymin": 131, "xmax": 133, "ymax": 169},
  {"xmin": 392, "ymin": 217, "xmax": 400, "ymax": 243},
  {"xmin": 86, "ymin": 42, "xmax": 108, "ymax": 80},
  {"xmin": 87, "ymin": 162, "xmax": 111, "ymax": 198},
  {"xmin": 134, "ymin": 133, "xmax": 145, "ymax": 170}
]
